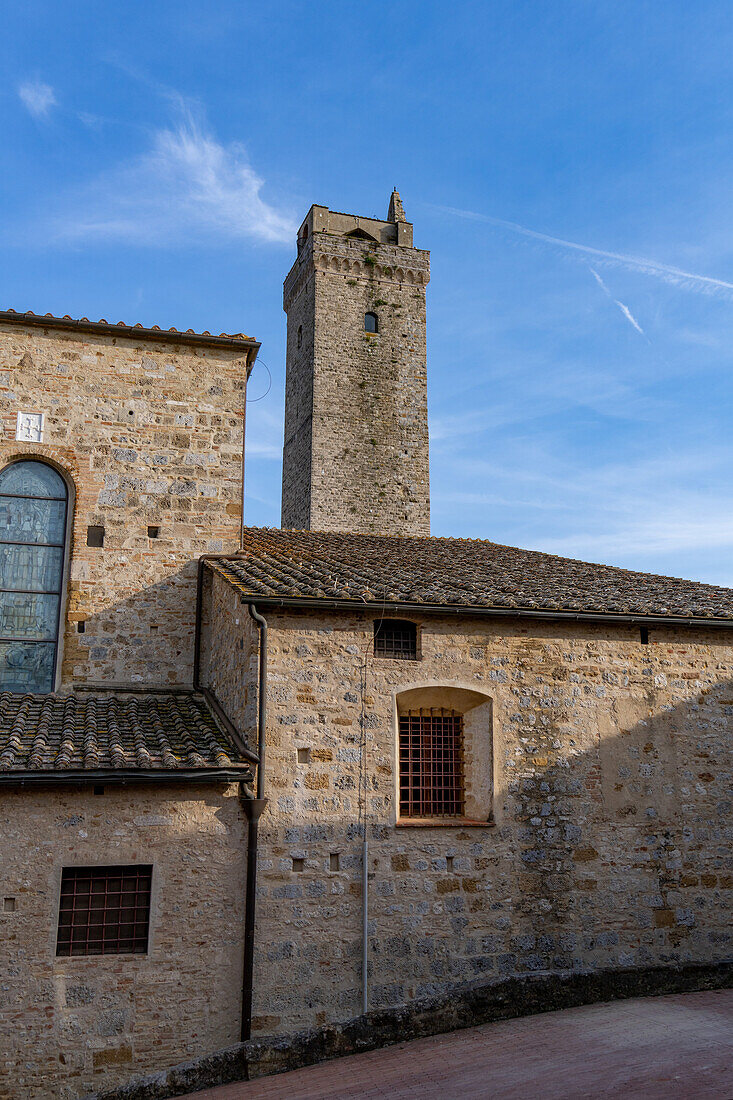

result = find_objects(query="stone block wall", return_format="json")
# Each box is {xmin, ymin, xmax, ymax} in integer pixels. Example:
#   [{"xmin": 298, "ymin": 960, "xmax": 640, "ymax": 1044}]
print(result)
[
  {"xmin": 198, "ymin": 567, "xmax": 259, "ymax": 742},
  {"xmin": 200, "ymin": 579, "xmax": 733, "ymax": 1036},
  {"xmin": 0, "ymin": 782, "xmax": 246, "ymax": 1099},
  {"xmin": 281, "ymin": 268, "xmax": 315, "ymax": 531},
  {"xmin": 0, "ymin": 321, "xmax": 254, "ymax": 687},
  {"xmin": 282, "ymin": 227, "xmax": 431, "ymax": 536}
]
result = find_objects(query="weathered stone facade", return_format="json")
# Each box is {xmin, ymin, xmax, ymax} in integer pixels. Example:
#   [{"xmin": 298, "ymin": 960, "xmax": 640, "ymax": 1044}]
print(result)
[
  {"xmin": 201, "ymin": 569, "xmax": 732, "ymax": 1036},
  {"xmin": 281, "ymin": 198, "xmax": 431, "ymax": 536},
  {"xmin": 0, "ymin": 782, "xmax": 246, "ymax": 1100},
  {"xmin": 2, "ymin": 193, "xmax": 731, "ymax": 1100},
  {"xmin": 0, "ymin": 316, "xmax": 257, "ymax": 688}
]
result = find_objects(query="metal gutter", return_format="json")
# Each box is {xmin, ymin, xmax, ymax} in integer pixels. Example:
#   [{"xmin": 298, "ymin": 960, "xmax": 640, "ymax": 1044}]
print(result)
[
  {"xmin": 231, "ymin": 593, "xmax": 733, "ymax": 631},
  {"xmin": 0, "ymin": 767, "xmax": 252, "ymax": 788},
  {"xmin": 191, "ymin": 556, "xmax": 268, "ymax": 1042},
  {"xmin": 240, "ymin": 604, "xmax": 268, "ymax": 1043},
  {"xmin": 72, "ymin": 683, "xmax": 197, "ymax": 695}
]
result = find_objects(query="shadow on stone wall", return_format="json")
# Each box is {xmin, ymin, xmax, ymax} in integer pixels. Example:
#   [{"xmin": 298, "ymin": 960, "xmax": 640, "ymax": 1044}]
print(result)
[
  {"xmin": 55, "ymin": 589, "xmax": 733, "ymax": 1028},
  {"xmin": 61, "ymin": 561, "xmax": 201, "ymax": 688},
  {"xmin": 492, "ymin": 675, "xmax": 731, "ymax": 982}
]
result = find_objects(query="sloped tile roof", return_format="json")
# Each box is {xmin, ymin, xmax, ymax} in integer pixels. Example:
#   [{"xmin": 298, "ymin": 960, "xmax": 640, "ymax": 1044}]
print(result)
[
  {"xmin": 208, "ymin": 527, "xmax": 733, "ymax": 622},
  {"xmin": 0, "ymin": 309, "xmax": 258, "ymax": 351},
  {"xmin": 0, "ymin": 691, "xmax": 250, "ymax": 775}
]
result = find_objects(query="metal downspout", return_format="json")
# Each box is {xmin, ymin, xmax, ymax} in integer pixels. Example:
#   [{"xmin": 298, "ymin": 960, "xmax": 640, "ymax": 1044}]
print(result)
[
  {"xmin": 240, "ymin": 603, "xmax": 268, "ymax": 1042},
  {"xmin": 362, "ymin": 836, "xmax": 369, "ymax": 1014}
]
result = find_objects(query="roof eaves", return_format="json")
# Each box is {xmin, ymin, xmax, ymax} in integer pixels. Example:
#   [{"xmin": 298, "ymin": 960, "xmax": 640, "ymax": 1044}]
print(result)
[
  {"xmin": 0, "ymin": 309, "xmax": 260, "ymax": 365},
  {"xmin": 224, "ymin": 589, "xmax": 733, "ymax": 630},
  {"xmin": 0, "ymin": 766, "xmax": 252, "ymax": 788}
]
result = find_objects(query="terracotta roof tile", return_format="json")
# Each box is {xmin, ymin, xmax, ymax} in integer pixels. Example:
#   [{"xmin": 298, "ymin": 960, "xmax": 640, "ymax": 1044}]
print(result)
[
  {"xmin": 208, "ymin": 527, "xmax": 733, "ymax": 622},
  {"xmin": 0, "ymin": 309, "xmax": 258, "ymax": 350},
  {"xmin": 0, "ymin": 691, "xmax": 251, "ymax": 774}
]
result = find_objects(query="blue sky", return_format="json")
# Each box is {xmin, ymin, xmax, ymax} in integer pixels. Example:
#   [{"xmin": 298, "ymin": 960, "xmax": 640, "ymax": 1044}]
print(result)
[{"xmin": 2, "ymin": 1, "xmax": 732, "ymax": 585}]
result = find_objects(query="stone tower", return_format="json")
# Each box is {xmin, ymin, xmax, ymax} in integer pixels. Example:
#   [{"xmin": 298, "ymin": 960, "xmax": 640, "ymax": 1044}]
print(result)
[{"xmin": 281, "ymin": 191, "xmax": 430, "ymax": 535}]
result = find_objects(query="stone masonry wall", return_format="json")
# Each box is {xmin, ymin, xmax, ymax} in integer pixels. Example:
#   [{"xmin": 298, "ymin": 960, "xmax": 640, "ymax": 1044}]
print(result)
[
  {"xmin": 282, "ymin": 232, "xmax": 430, "ymax": 536},
  {"xmin": 281, "ymin": 266, "xmax": 315, "ymax": 531},
  {"xmin": 198, "ymin": 568, "xmax": 258, "ymax": 743},
  {"xmin": 200, "ymin": 584, "xmax": 732, "ymax": 1036},
  {"xmin": 0, "ymin": 782, "xmax": 246, "ymax": 1100},
  {"xmin": 0, "ymin": 322, "xmax": 252, "ymax": 688}
]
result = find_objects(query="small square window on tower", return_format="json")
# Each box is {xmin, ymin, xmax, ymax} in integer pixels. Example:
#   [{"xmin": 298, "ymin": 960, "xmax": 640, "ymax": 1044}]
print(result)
[
  {"xmin": 86, "ymin": 525, "xmax": 105, "ymax": 548},
  {"xmin": 374, "ymin": 619, "xmax": 418, "ymax": 660}
]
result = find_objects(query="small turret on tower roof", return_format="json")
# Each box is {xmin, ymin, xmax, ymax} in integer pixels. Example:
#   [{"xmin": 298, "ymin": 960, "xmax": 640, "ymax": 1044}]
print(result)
[{"xmin": 388, "ymin": 189, "xmax": 406, "ymax": 223}]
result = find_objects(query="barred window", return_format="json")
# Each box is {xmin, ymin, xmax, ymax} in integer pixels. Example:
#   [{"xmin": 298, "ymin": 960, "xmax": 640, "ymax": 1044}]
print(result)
[
  {"xmin": 374, "ymin": 619, "xmax": 417, "ymax": 660},
  {"xmin": 399, "ymin": 709, "xmax": 464, "ymax": 818},
  {"xmin": 56, "ymin": 866, "xmax": 152, "ymax": 957}
]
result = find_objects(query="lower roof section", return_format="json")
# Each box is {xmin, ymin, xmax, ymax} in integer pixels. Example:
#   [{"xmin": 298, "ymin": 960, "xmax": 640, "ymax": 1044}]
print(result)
[{"xmin": 0, "ymin": 689, "xmax": 253, "ymax": 783}]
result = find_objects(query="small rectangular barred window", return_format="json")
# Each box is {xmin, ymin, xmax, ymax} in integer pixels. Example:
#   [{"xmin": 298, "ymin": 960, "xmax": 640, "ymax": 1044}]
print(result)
[
  {"xmin": 56, "ymin": 865, "xmax": 152, "ymax": 957},
  {"xmin": 374, "ymin": 618, "xmax": 417, "ymax": 660},
  {"xmin": 399, "ymin": 709, "xmax": 464, "ymax": 818}
]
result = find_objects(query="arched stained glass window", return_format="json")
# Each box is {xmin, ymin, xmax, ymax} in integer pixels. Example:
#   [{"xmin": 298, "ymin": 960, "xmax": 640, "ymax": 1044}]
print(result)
[{"xmin": 0, "ymin": 461, "xmax": 68, "ymax": 693}]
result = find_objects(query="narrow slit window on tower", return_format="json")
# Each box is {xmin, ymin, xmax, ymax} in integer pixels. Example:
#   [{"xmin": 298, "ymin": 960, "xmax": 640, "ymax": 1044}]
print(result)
[
  {"xmin": 640, "ymin": 626, "xmax": 650, "ymax": 645},
  {"xmin": 297, "ymin": 325, "xmax": 303, "ymax": 349},
  {"xmin": 374, "ymin": 619, "xmax": 417, "ymax": 660},
  {"xmin": 364, "ymin": 311, "xmax": 378, "ymax": 334},
  {"xmin": 87, "ymin": 525, "xmax": 104, "ymax": 548}
]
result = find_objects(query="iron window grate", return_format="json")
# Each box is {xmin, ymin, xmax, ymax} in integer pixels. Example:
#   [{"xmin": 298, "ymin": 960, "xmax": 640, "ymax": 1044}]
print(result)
[
  {"xmin": 374, "ymin": 619, "xmax": 417, "ymax": 660},
  {"xmin": 399, "ymin": 709, "xmax": 465, "ymax": 817},
  {"xmin": 56, "ymin": 865, "xmax": 152, "ymax": 957}
]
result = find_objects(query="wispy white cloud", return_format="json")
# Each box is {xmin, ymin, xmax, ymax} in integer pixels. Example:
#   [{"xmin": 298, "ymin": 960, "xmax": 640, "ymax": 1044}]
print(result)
[
  {"xmin": 18, "ymin": 81, "xmax": 57, "ymax": 118},
  {"xmin": 433, "ymin": 442, "xmax": 733, "ymax": 582},
  {"xmin": 245, "ymin": 405, "xmax": 283, "ymax": 460},
  {"xmin": 590, "ymin": 268, "xmax": 646, "ymax": 336},
  {"xmin": 53, "ymin": 106, "xmax": 295, "ymax": 247},
  {"xmin": 432, "ymin": 203, "xmax": 733, "ymax": 301},
  {"xmin": 615, "ymin": 300, "xmax": 644, "ymax": 335}
]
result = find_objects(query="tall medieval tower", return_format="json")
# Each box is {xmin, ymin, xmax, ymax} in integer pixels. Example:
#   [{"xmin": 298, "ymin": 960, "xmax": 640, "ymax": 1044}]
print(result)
[{"xmin": 281, "ymin": 191, "xmax": 430, "ymax": 535}]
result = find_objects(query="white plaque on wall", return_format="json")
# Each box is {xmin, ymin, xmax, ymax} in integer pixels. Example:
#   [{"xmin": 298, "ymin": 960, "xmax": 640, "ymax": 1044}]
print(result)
[{"xmin": 16, "ymin": 412, "xmax": 44, "ymax": 443}]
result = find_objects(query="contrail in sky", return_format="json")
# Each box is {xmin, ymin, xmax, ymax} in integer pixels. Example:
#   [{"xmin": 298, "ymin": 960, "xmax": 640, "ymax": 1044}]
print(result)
[
  {"xmin": 431, "ymin": 204, "xmax": 733, "ymax": 301},
  {"xmin": 590, "ymin": 268, "xmax": 646, "ymax": 336}
]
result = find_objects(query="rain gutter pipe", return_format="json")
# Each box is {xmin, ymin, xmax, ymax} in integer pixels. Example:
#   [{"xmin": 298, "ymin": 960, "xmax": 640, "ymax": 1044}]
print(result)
[
  {"xmin": 192, "ymin": 556, "xmax": 267, "ymax": 1042},
  {"xmin": 240, "ymin": 603, "xmax": 268, "ymax": 1042}
]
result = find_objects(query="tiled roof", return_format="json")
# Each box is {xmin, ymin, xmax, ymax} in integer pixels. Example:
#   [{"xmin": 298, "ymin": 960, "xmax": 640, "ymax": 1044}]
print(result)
[
  {"xmin": 0, "ymin": 309, "xmax": 259, "ymax": 351},
  {"xmin": 208, "ymin": 527, "xmax": 733, "ymax": 623},
  {"xmin": 0, "ymin": 690, "xmax": 251, "ymax": 776}
]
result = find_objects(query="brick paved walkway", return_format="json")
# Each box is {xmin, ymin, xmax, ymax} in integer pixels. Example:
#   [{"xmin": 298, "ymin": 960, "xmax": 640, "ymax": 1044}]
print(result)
[{"xmin": 185, "ymin": 990, "xmax": 733, "ymax": 1100}]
